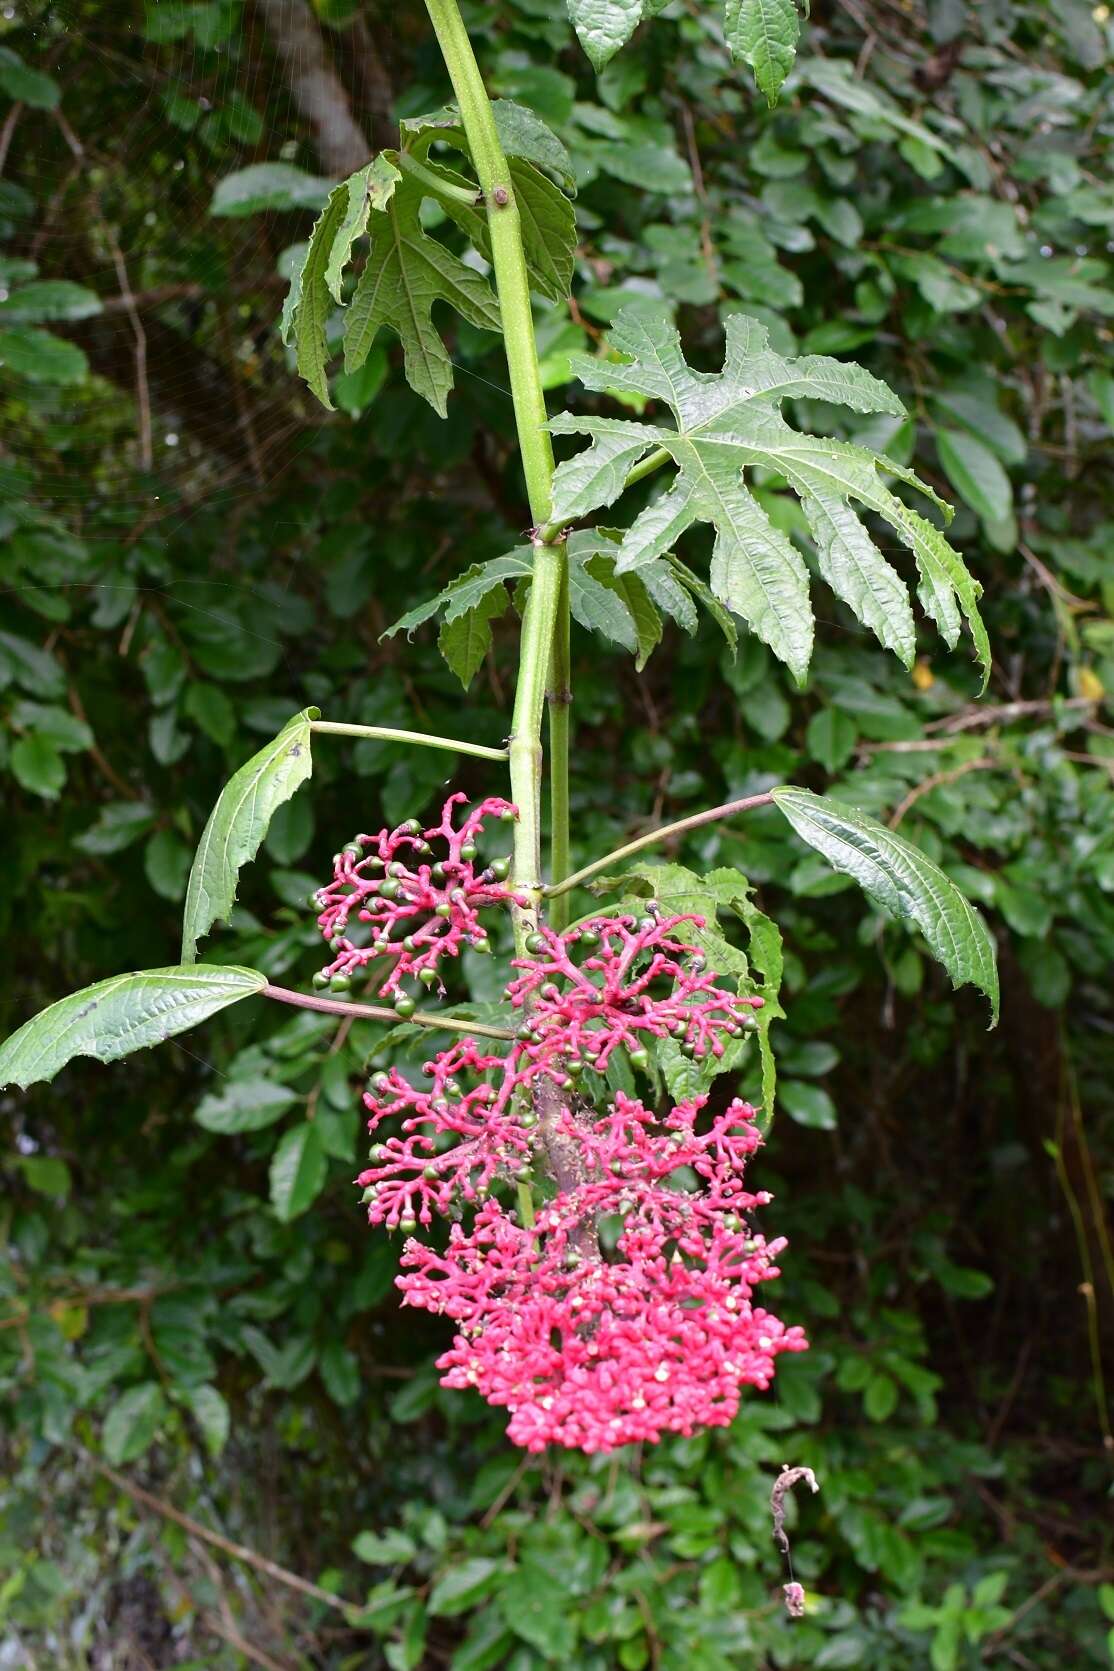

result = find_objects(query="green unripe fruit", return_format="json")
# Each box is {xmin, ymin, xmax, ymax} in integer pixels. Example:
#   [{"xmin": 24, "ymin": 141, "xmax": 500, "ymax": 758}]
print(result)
[
  {"xmin": 579, "ymin": 929, "xmax": 600, "ymax": 948},
  {"xmin": 393, "ymin": 994, "xmax": 417, "ymax": 1017},
  {"xmin": 415, "ymin": 841, "xmax": 432, "ymax": 856},
  {"xmin": 525, "ymin": 932, "xmax": 547, "ymax": 954},
  {"xmin": 419, "ymin": 968, "xmax": 437, "ymax": 988},
  {"xmin": 307, "ymin": 893, "xmax": 322, "ymax": 912},
  {"xmin": 342, "ymin": 843, "xmax": 362, "ymax": 859},
  {"xmin": 388, "ymin": 861, "xmax": 407, "ymax": 877},
  {"xmin": 360, "ymin": 1185, "xmax": 377, "ymax": 1204},
  {"xmin": 431, "ymin": 863, "xmax": 446, "ymax": 881},
  {"xmin": 329, "ymin": 935, "xmax": 345, "ymax": 952},
  {"xmin": 637, "ymin": 916, "xmax": 656, "ymax": 934},
  {"xmin": 473, "ymin": 937, "xmax": 492, "ymax": 955},
  {"xmin": 399, "ymin": 1217, "xmax": 417, "ymax": 1234},
  {"xmin": 379, "ymin": 879, "xmax": 400, "ymax": 900},
  {"xmin": 403, "ymin": 935, "xmax": 416, "ymax": 952},
  {"xmin": 681, "ymin": 1042, "xmax": 697, "ymax": 1059},
  {"xmin": 629, "ymin": 1048, "xmax": 649, "ymax": 1070},
  {"xmin": 402, "ymin": 819, "xmax": 422, "ymax": 834},
  {"xmin": 368, "ymin": 855, "xmax": 384, "ymax": 870},
  {"xmin": 461, "ymin": 842, "xmax": 478, "ymax": 861},
  {"xmin": 370, "ymin": 1073, "xmax": 391, "ymax": 1095},
  {"xmin": 566, "ymin": 1058, "xmax": 584, "ymax": 1079},
  {"xmin": 499, "ymin": 807, "xmax": 516, "ymax": 822},
  {"xmin": 489, "ymin": 857, "xmax": 511, "ymax": 880},
  {"xmin": 434, "ymin": 901, "xmax": 452, "ymax": 918},
  {"xmin": 312, "ymin": 970, "xmax": 329, "ymax": 990},
  {"xmin": 329, "ymin": 973, "xmax": 351, "ymax": 992},
  {"xmin": 423, "ymin": 1165, "xmax": 438, "ymax": 1180}
]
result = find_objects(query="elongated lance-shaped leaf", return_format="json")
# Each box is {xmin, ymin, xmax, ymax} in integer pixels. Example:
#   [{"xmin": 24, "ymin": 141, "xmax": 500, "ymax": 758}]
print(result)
[
  {"xmin": 344, "ymin": 170, "xmax": 502, "ymax": 416},
  {"xmin": 0, "ymin": 965, "xmax": 268, "ymax": 1090},
  {"xmin": 182, "ymin": 708, "xmax": 317, "ymax": 960},
  {"xmin": 551, "ymin": 308, "xmax": 990, "ymax": 687},
  {"xmin": 771, "ymin": 787, "xmax": 999, "ymax": 1024}
]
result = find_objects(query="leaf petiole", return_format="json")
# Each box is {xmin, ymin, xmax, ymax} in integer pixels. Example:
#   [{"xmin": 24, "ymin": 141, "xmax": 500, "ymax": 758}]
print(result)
[
  {"xmin": 310, "ymin": 720, "xmax": 508, "ymax": 761},
  {"xmin": 261, "ymin": 984, "xmax": 515, "ymax": 1041}
]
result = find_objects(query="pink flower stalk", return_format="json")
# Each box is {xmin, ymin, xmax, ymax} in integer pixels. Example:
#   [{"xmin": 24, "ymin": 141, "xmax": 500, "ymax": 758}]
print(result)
[
  {"xmin": 313, "ymin": 794, "xmax": 520, "ymax": 999},
  {"xmin": 397, "ymin": 1094, "xmax": 807, "ymax": 1452},
  {"xmin": 506, "ymin": 912, "xmax": 764, "ymax": 1076}
]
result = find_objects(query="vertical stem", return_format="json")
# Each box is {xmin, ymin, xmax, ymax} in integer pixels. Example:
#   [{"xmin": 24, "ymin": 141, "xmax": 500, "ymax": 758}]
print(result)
[
  {"xmin": 423, "ymin": 0, "xmax": 571, "ymax": 946},
  {"xmin": 547, "ymin": 560, "xmax": 572, "ymax": 929}
]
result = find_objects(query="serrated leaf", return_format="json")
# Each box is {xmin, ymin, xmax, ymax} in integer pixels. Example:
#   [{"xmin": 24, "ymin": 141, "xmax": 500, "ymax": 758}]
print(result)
[
  {"xmin": 724, "ymin": 0, "xmax": 802, "ymax": 104},
  {"xmin": 0, "ymin": 965, "xmax": 268, "ymax": 1090},
  {"xmin": 771, "ymin": 787, "xmax": 999, "ymax": 1023},
  {"xmin": 438, "ymin": 587, "xmax": 507, "ymax": 688},
  {"xmin": 182, "ymin": 708, "xmax": 317, "ymax": 960},
  {"xmin": 435, "ymin": 158, "xmax": 576, "ymax": 306},
  {"xmin": 568, "ymin": 0, "xmax": 645, "ymax": 69},
  {"xmin": 584, "ymin": 554, "xmax": 662, "ymax": 668},
  {"xmin": 554, "ymin": 308, "xmax": 988, "ymax": 684},
  {"xmin": 103, "ymin": 1382, "xmax": 166, "ymax": 1465},
  {"xmin": 292, "ymin": 178, "xmax": 365, "ymax": 408},
  {"xmin": 344, "ymin": 169, "xmax": 501, "ymax": 417},
  {"xmin": 382, "ymin": 551, "xmax": 532, "ymax": 641},
  {"xmin": 270, "ymin": 1122, "xmax": 328, "ymax": 1222},
  {"xmin": 195, "ymin": 1077, "xmax": 299, "ymax": 1134}
]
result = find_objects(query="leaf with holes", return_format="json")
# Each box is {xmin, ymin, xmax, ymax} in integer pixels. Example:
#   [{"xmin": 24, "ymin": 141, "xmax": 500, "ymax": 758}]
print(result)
[
  {"xmin": 771, "ymin": 787, "xmax": 999, "ymax": 1023},
  {"xmin": 0, "ymin": 965, "xmax": 268, "ymax": 1090},
  {"xmin": 182, "ymin": 708, "xmax": 318, "ymax": 959},
  {"xmin": 552, "ymin": 308, "xmax": 989, "ymax": 687}
]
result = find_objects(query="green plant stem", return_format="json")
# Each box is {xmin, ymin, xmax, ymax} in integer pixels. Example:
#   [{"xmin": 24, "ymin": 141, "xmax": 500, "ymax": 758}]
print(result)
[
  {"xmin": 424, "ymin": 0, "xmax": 569, "ymax": 946},
  {"xmin": 396, "ymin": 148, "xmax": 481, "ymax": 204},
  {"xmin": 547, "ymin": 558, "xmax": 572, "ymax": 929},
  {"xmin": 311, "ymin": 720, "xmax": 507, "ymax": 761},
  {"xmin": 544, "ymin": 791, "xmax": 777, "ymax": 899},
  {"xmin": 261, "ymin": 983, "xmax": 515, "ymax": 1041}
]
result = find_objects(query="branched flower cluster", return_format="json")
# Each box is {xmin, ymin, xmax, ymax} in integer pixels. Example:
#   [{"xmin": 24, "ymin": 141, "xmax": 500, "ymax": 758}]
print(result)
[
  {"xmin": 398, "ymin": 1093, "xmax": 806, "ymax": 1451},
  {"xmin": 312, "ymin": 793, "xmax": 519, "ymax": 1006},
  {"xmin": 332, "ymin": 819, "xmax": 804, "ymax": 1454},
  {"xmin": 506, "ymin": 913, "xmax": 765, "ymax": 1077}
]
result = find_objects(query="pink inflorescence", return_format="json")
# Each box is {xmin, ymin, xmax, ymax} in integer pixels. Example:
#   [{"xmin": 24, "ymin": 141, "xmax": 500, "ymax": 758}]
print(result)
[
  {"xmin": 313, "ymin": 794, "xmax": 520, "ymax": 999},
  {"xmin": 507, "ymin": 911, "xmax": 764, "ymax": 1078},
  {"xmin": 351, "ymin": 901, "xmax": 805, "ymax": 1452},
  {"xmin": 398, "ymin": 1093, "xmax": 806, "ymax": 1451}
]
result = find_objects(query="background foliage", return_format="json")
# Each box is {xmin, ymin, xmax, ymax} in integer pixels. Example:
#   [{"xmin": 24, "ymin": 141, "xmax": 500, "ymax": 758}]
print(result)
[{"xmin": 1, "ymin": 0, "xmax": 1112, "ymax": 1665}]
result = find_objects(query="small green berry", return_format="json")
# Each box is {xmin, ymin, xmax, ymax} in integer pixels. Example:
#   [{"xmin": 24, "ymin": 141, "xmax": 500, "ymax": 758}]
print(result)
[
  {"xmin": 434, "ymin": 901, "xmax": 452, "ymax": 918},
  {"xmin": 360, "ymin": 1185, "xmax": 377, "ymax": 1204},
  {"xmin": 489, "ymin": 857, "xmax": 511, "ymax": 880},
  {"xmin": 431, "ymin": 862, "xmax": 446, "ymax": 881},
  {"xmin": 629, "ymin": 1048, "xmax": 649, "ymax": 1071},
  {"xmin": 473, "ymin": 937, "xmax": 492, "ymax": 955},
  {"xmin": 342, "ymin": 842, "xmax": 362, "ymax": 859},
  {"xmin": 402, "ymin": 819, "xmax": 422, "ymax": 835},
  {"xmin": 393, "ymin": 993, "xmax": 416, "ymax": 1017},
  {"xmin": 379, "ymin": 879, "xmax": 400, "ymax": 900},
  {"xmin": 370, "ymin": 1073, "xmax": 391, "ymax": 1095},
  {"xmin": 525, "ymin": 932, "xmax": 547, "ymax": 954},
  {"xmin": 399, "ymin": 1217, "xmax": 417, "ymax": 1234},
  {"xmin": 461, "ymin": 842, "xmax": 478, "ymax": 862},
  {"xmin": 419, "ymin": 968, "xmax": 437, "ymax": 987},
  {"xmin": 579, "ymin": 929, "xmax": 600, "ymax": 948},
  {"xmin": 329, "ymin": 973, "xmax": 351, "ymax": 992}
]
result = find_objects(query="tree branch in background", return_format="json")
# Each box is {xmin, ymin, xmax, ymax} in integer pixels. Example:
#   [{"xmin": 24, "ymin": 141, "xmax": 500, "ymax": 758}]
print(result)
[{"xmin": 252, "ymin": 0, "xmax": 371, "ymax": 176}]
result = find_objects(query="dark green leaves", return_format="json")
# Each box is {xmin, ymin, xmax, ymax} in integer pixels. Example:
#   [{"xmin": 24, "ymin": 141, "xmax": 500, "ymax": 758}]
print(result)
[
  {"xmin": 569, "ymin": 0, "xmax": 803, "ymax": 102},
  {"xmin": 0, "ymin": 965, "xmax": 268, "ymax": 1090},
  {"xmin": 553, "ymin": 308, "xmax": 990, "ymax": 687},
  {"xmin": 771, "ymin": 788, "xmax": 999, "ymax": 1023},
  {"xmin": 383, "ymin": 533, "xmax": 698, "ymax": 684},
  {"xmin": 181, "ymin": 708, "xmax": 317, "ymax": 960},
  {"xmin": 282, "ymin": 105, "xmax": 577, "ymax": 414},
  {"xmin": 270, "ymin": 1122, "xmax": 328, "ymax": 1222}
]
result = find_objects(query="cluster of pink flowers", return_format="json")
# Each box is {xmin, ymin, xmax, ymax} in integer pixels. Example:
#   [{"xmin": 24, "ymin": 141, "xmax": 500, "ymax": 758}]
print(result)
[
  {"xmin": 323, "ymin": 800, "xmax": 805, "ymax": 1451},
  {"xmin": 397, "ymin": 1092, "xmax": 807, "ymax": 1451},
  {"xmin": 312, "ymin": 794, "xmax": 519, "ymax": 1003}
]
